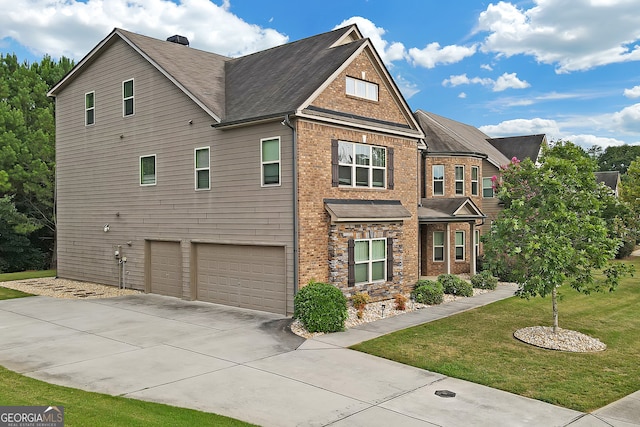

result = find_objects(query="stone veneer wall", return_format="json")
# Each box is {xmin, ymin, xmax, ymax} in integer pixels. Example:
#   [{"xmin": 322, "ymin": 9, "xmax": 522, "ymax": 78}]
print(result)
[{"xmin": 328, "ymin": 222, "xmax": 408, "ymax": 300}]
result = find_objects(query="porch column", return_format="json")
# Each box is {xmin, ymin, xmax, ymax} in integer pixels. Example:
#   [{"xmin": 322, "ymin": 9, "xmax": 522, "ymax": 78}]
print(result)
[
  {"xmin": 446, "ymin": 222, "xmax": 451, "ymax": 274},
  {"xmin": 470, "ymin": 221, "xmax": 476, "ymax": 275}
]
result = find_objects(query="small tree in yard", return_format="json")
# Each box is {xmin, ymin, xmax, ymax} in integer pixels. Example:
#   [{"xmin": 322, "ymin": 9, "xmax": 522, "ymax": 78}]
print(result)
[{"xmin": 483, "ymin": 142, "xmax": 633, "ymax": 333}]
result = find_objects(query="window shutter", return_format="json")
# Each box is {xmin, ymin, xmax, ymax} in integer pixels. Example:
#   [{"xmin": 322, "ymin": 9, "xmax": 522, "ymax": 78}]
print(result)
[
  {"xmin": 387, "ymin": 147, "xmax": 394, "ymax": 189},
  {"xmin": 386, "ymin": 237, "xmax": 393, "ymax": 281},
  {"xmin": 331, "ymin": 139, "xmax": 339, "ymax": 187},
  {"xmin": 347, "ymin": 238, "xmax": 355, "ymax": 287}
]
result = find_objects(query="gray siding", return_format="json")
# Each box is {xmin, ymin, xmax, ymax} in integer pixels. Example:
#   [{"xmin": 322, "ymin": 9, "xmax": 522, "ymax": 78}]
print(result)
[
  {"xmin": 480, "ymin": 160, "xmax": 502, "ymax": 234},
  {"xmin": 55, "ymin": 39, "xmax": 295, "ymax": 313}
]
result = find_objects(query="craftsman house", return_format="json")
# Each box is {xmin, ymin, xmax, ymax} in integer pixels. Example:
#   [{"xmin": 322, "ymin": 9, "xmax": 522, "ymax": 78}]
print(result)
[{"xmin": 48, "ymin": 25, "xmax": 424, "ymax": 314}]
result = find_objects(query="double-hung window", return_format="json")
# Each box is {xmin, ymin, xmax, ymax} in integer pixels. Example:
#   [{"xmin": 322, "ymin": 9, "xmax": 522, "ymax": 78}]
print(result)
[
  {"xmin": 85, "ymin": 91, "xmax": 95, "ymax": 126},
  {"xmin": 432, "ymin": 165, "xmax": 444, "ymax": 196},
  {"xmin": 455, "ymin": 231, "xmax": 465, "ymax": 261},
  {"xmin": 338, "ymin": 141, "xmax": 386, "ymax": 188},
  {"xmin": 195, "ymin": 147, "xmax": 210, "ymax": 190},
  {"xmin": 482, "ymin": 177, "xmax": 494, "ymax": 198},
  {"xmin": 433, "ymin": 231, "xmax": 444, "ymax": 262},
  {"xmin": 475, "ymin": 230, "xmax": 480, "ymax": 258},
  {"xmin": 455, "ymin": 165, "xmax": 464, "ymax": 195},
  {"xmin": 261, "ymin": 137, "xmax": 280, "ymax": 186},
  {"xmin": 140, "ymin": 154, "xmax": 156, "ymax": 186},
  {"xmin": 123, "ymin": 79, "xmax": 134, "ymax": 116},
  {"xmin": 471, "ymin": 166, "xmax": 479, "ymax": 196},
  {"xmin": 345, "ymin": 76, "xmax": 379, "ymax": 101},
  {"xmin": 354, "ymin": 238, "xmax": 386, "ymax": 284}
]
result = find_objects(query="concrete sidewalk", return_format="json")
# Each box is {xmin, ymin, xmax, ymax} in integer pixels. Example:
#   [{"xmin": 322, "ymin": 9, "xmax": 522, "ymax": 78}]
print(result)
[{"xmin": 0, "ymin": 286, "xmax": 638, "ymax": 426}]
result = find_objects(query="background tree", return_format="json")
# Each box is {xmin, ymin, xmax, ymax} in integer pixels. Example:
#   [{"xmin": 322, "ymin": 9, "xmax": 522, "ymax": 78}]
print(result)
[
  {"xmin": 0, "ymin": 53, "xmax": 73, "ymax": 272},
  {"xmin": 595, "ymin": 145, "xmax": 640, "ymax": 175},
  {"xmin": 483, "ymin": 141, "xmax": 633, "ymax": 332},
  {"xmin": 620, "ymin": 158, "xmax": 640, "ymax": 243}
]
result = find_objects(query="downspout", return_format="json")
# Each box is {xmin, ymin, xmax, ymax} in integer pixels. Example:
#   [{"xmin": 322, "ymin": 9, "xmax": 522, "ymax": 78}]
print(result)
[{"xmin": 282, "ymin": 114, "xmax": 299, "ymax": 298}]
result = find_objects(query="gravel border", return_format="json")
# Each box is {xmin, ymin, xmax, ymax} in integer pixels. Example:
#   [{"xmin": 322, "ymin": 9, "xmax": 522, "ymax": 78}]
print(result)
[
  {"xmin": 514, "ymin": 326, "xmax": 607, "ymax": 352},
  {"xmin": 0, "ymin": 278, "xmax": 142, "ymax": 299}
]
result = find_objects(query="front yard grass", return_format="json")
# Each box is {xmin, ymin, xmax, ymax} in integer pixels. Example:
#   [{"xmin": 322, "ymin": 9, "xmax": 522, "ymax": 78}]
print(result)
[
  {"xmin": 0, "ymin": 269, "xmax": 56, "ymax": 282},
  {"xmin": 351, "ymin": 257, "xmax": 640, "ymax": 412},
  {"xmin": 0, "ymin": 366, "xmax": 254, "ymax": 426}
]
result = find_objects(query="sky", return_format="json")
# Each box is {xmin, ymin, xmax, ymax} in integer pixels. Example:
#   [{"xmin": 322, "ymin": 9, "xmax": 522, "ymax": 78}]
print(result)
[{"xmin": 1, "ymin": 0, "xmax": 640, "ymax": 149}]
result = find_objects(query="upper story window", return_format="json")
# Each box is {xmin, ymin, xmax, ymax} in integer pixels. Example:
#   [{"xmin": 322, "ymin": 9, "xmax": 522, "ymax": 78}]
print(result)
[
  {"xmin": 85, "ymin": 91, "xmax": 95, "ymax": 126},
  {"xmin": 140, "ymin": 154, "xmax": 156, "ymax": 186},
  {"xmin": 261, "ymin": 137, "xmax": 281, "ymax": 186},
  {"xmin": 471, "ymin": 166, "xmax": 479, "ymax": 196},
  {"xmin": 482, "ymin": 177, "xmax": 494, "ymax": 198},
  {"xmin": 338, "ymin": 141, "xmax": 386, "ymax": 188},
  {"xmin": 432, "ymin": 165, "xmax": 444, "ymax": 196},
  {"xmin": 455, "ymin": 165, "xmax": 465, "ymax": 195},
  {"xmin": 354, "ymin": 238, "xmax": 386, "ymax": 284},
  {"xmin": 455, "ymin": 231, "xmax": 465, "ymax": 261},
  {"xmin": 195, "ymin": 147, "xmax": 210, "ymax": 190},
  {"xmin": 346, "ymin": 76, "xmax": 379, "ymax": 102},
  {"xmin": 123, "ymin": 79, "xmax": 134, "ymax": 116}
]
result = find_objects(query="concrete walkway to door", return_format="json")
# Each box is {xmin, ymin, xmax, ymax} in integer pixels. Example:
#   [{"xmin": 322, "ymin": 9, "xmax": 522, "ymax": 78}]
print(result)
[{"xmin": 0, "ymin": 287, "xmax": 638, "ymax": 426}]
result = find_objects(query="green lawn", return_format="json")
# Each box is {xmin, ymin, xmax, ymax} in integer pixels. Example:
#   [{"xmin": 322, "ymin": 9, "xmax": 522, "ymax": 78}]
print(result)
[
  {"xmin": 352, "ymin": 257, "xmax": 639, "ymax": 412},
  {"xmin": 0, "ymin": 366, "xmax": 254, "ymax": 427},
  {"xmin": 0, "ymin": 269, "xmax": 57, "ymax": 282}
]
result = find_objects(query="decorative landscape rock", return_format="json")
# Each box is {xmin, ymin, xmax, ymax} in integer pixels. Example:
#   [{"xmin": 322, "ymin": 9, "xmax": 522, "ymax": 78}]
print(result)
[{"xmin": 514, "ymin": 326, "xmax": 607, "ymax": 352}]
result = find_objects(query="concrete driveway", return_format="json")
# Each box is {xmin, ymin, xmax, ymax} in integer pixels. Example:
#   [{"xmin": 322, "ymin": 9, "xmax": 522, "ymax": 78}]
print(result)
[{"xmin": 0, "ymin": 293, "xmax": 638, "ymax": 426}]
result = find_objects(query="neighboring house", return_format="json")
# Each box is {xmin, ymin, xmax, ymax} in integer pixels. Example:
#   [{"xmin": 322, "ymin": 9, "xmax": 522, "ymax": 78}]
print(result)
[
  {"xmin": 48, "ymin": 25, "xmax": 425, "ymax": 314},
  {"xmin": 414, "ymin": 111, "xmax": 510, "ymax": 276},
  {"xmin": 487, "ymin": 134, "xmax": 546, "ymax": 164},
  {"xmin": 595, "ymin": 171, "xmax": 621, "ymax": 197}
]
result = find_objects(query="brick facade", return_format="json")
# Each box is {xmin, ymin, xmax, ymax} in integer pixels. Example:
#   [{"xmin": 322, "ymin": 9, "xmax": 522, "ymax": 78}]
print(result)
[{"xmin": 420, "ymin": 222, "xmax": 478, "ymax": 276}]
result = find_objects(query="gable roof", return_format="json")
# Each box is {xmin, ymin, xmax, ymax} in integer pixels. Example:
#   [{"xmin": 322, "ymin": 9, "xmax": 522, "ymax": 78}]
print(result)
[
  {"xmin": 414, "ymin": 110, "xmax": 510, "ymax": 167},
  {"xmin": 487, "ymin": 134, "xmax": 546, "ymax": 162},
  {"xmin": 595, "ymin": 171, "xmax": 620, "ymax": 192},
  {"xmin": 418, "ymin": 197, "xmax": 485, "ymax": 222}
]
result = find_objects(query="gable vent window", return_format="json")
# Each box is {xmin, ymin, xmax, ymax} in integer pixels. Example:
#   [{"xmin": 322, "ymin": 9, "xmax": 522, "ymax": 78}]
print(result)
[
  {"xmin": 346, "ymin": 76, "xmax": 379, "ymax": 102},
  {"xmin": 123, "ymin": 79, "xmax": 134, "ymax": 116},
  {"xmin": 85, "ymin": 91, "xmax": 95, "ymax": 126}
]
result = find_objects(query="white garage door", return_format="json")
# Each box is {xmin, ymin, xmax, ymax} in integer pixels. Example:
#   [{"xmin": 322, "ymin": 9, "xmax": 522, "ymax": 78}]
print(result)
[
  {"xmin": 148, "ymin": 241, "xmax": 182, "ymax": 298},
  {"xmin": 195, "ymin": 244, "xmax": 286, "ymax": 314}
]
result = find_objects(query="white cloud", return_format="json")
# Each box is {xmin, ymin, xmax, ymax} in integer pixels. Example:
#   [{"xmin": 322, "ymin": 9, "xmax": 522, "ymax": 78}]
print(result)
[
  {"xmin": 479, "ymin": 118, "xmax": 561, "ymax": 137},
  {"xmin": 334, "ymin": 16, "xmax": 407, "ymax": 64},
  {"xmin": 442, "ymin": 72, "xmax": 528, "ymax": 92},
  {"xmin": 563, "ymin": 134, "xmax": 626, "ymax": 149},
  {"xmin": 408, "ymin": 42, "xmax": 477, "ymax": 69},
  {"xmin": 475, "ymin": 0, "xmax": 640, "ymax": 73},
  {"xmin": 481, "ymin": 63, "xmax": 493, "ymax": 71},
  {"xmin": 624, "ymin": 85, "xmax": 640, "ymax": 98},
  {"xmin": 611, "ymin": 103, "xmax": 640, "ymax": 133},
  {"xmin": 458, "ymin": 92, "xmax": 467, "ymax": 99},
  {"xmin": 0, "ymin": 0, "xmax": 289, "ymax": 59},
  {"xmin": 394, "ymin": 74, "xmax": 420, "ymax": 99}
]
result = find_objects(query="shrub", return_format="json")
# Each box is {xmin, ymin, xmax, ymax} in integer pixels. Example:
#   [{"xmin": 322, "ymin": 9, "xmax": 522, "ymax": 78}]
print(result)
[
  {"xmin": 394, "ymin": 294, "xmax": 407, "ymax": 311},
  {"xmin": 471, "ymin": 270, "xmax": 499, "ymax": 290},
  {"xmin": 294, "ymin": 281, "xmax": 347, "ymax": 333},
  {"xmin": 351, "ymin": 292, "xmax": 370, "ymax": 319},
  {"xmin": 412, "ymin": 280, "xmax": 444, "ymax": 305},
  {"xmin": 616, "ymin": 239, "xmax": 636, "ymax": 259},
  {"xmin": 438, "ymin": 274, "xmax": 473, "ymax": 297}
]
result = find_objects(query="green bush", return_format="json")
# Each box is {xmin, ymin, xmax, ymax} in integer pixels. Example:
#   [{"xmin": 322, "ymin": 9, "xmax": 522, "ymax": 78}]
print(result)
[
  {"xmin": 616, "ymin": 239, "xmax": 636, "ymax": 259},
  {"xmin": 471, "ymin": 270, "xmax": 498, "ymax": 290},
  {"xmin": 438, "ymin": 274, "xmax": 473, "ymax": 297},
  {"xmin": 294, "ymin": 281, "xmax": 347, "ymax": 333},
  {"xmin": 412, "ymin": 280, "xmax": 444, "ymax": 305}
]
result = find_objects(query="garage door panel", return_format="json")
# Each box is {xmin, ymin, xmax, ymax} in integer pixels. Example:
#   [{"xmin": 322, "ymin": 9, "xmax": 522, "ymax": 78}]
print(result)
[
  {"xmin": 149, "ymin": 241, "xmax": 182, "ymax": 298},
  {"xmin": 195, "ymin": 244, "xmax": 286, "ymax": 314}
]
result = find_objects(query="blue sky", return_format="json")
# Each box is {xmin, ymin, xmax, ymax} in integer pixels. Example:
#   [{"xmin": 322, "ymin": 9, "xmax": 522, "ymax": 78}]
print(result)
[{"xmin": 2, "ymin": 0, "xmax": 640, "ymax": 148}]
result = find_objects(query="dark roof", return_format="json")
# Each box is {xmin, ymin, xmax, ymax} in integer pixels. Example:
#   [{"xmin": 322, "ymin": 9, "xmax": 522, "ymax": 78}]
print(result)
[
  {"xmin": 487, "ymin": 134, "xmax": 546, "ymax": 162},
  {"xmin": 595, "ymin": 171, "xmax": 620, "ymax": 191},
  {"xmin": 223, "ymin": 26, "xmax": 366, "ymax": 125},
  {"xmin": 324, "ymin": 199, "xmax": 412, "ymax": 222},
  {"xmin": 418, "ymin": 197, "xmax": 485, "ymax": 222},
  {"xmin": 414, "ymin": 110, "xmax": 510, "ymax": 167}
]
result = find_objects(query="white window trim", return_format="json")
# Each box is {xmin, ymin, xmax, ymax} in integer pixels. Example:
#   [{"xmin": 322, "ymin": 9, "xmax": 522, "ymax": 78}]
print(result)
[
  {"xmin": 455, "ymin": 230, "xmax": 465, "ymax": 261},
  {"xmin": 85, "ymin": 91, "xmax": 95, "ymax": 126},
  {"xmin": 123, "ymin": 78, "xmax": 134, "ymax": 117},
  {"xmin": 194, "ymin": 147, "xmax": 210, "ymax": 191},
  {"xmin": 261, "ymin": 136, "xmax": 281, "ymax": 187},
  {"xmin": 471, "ymin": 166, "xmax": 479, "ymax": 196},
  {"xmin": 140, "ymin": 154, "xmax": 156, "ymax": 186},
  {"xmin": 338, "ymin": 141, "xmax": 386, "ymax": 189},
  {"xmin": 455, "ymin": 165, "xmax": 465, "ymax": 195},
  {"xmin": 433, "ymin": 231, "xmax": 445, "ymax": 262},
  {"xmin": 355, "ymin": 238, "xmax": 387, "ymax": 285},
  {"xmin": 432, "ymin": 165, "xmax": 445, "ymax": 196},
  {"xmin": 345, "ymin": 76, "xmax": 379, "ymax": 102},
  {"xmin": 482, "ymin": 177, "xmax": 494, "ymax": 198},
  {"xmin": 475, "ymin": 229, "xmax": 480, "ymax": 257}
]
